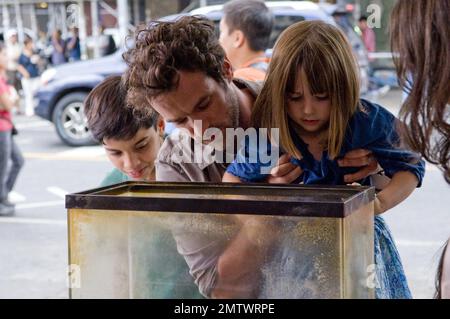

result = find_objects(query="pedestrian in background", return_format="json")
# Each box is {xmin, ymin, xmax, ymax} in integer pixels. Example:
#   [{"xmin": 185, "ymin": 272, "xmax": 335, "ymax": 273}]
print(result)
[
  {"xmin": 358, "ymin": 16, "xmax": 376, "ymax": 55},
  {"xmin": 0, "ymin": 42, "xmax": 25, "ymax": 216},
  {"xmin": 219, "ymin": 0, "xmax": 273, "ymax": 81},
  {"xmin": 66, "ymin": 27, "xmax": 81, "ymax": 62},
  {"xmin": 17, "ymin": 37, "xmax": 40, "ymax": 116},
  {"xmin": 51, "ymin": 29, "xmax": 66, "ymax": 65},
  {"xmin": 5, "ymin": 31, "xmax": 21, "ymax": 92}
]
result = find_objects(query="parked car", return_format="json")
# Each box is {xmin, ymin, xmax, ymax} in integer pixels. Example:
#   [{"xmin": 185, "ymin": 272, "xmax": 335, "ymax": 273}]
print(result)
[
  {"xmin": 35, "ymin": 1, "xmax": 370, "ymax": 146},
  {"xmin": 35, "ymin": 49, "xmax": 127, "ymax": 146}
]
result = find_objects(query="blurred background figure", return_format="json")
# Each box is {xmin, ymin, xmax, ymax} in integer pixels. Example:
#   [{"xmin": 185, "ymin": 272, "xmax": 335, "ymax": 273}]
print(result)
[
  {"xmin": 51, "ymin": 29, "xmax": 66, "ymax": 66},
  {"xmin": 99, "ymin": 26, "xmax": 117, "ymax": 57},
  {"xmin": 5, "ymin": 31, "xmax": 21, "ymax": 93},
  {"xmin": 17, "ymin": 38, "xmax": 40, "ymax": 116},
  {"xmin": 66, "ymin": 27, "xmax": 81, "ymax": 62},
  {"xmin": 219, "ymin": 0, "xmax": 273, "ymax": 81},
  {"xmin": 0, "ymin": 42, "xmax": 24, "ymax": 216},
  {"xmin": 358, "ymin": 16, "xmax": 376, "ymax": 55}
]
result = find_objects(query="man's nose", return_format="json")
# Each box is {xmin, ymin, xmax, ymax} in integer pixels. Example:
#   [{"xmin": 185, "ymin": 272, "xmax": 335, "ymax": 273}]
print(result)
[{"xmin": 186, "ymin": 117, "xmax": 210, "ymax": 138}]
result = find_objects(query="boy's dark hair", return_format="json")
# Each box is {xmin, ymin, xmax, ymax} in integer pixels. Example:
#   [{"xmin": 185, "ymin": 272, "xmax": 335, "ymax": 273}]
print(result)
[
  {"xmin": 123, "ymin": 15, "xmax": 226, "ymax": 112},
  {"xmin": 359, "ymin": 16, "xmax": 368, "ymax": 22},
  {"xmin": 84, "ymin": 76, "xmax": 158, "ymax": 142},
  {"xmin": 223, "ymin": 0, "xmax": 273, "ymax": 52}
]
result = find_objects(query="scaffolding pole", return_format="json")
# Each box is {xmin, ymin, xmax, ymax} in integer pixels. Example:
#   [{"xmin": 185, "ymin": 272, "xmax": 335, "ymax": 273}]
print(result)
[
  {"xmin": 91, "ymin": 0, "xmax": 100, "ymax": 58},
  {"xmin": 29, "ymin": 4, "xmax": 39, "ymax": 37},
  {"xmin": 117, "ymin": 0, "xmax": 130, "ymax": 46},
  {"xmin": 14, "ymin": 1, "xmax": 25, "ymax": 43},
  {"xmin": 2, "ymin": 3, "xmax": 11, "ymax": 36},
  {"xmin": 77, "ymin": 0, "xmax": 88, "ymax": 60}
]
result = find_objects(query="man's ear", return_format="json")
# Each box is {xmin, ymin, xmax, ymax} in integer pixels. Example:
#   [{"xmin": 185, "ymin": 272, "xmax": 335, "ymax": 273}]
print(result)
[{"xmin": 222, "ymin": 58, "xmax": 234, "ymax": 82}]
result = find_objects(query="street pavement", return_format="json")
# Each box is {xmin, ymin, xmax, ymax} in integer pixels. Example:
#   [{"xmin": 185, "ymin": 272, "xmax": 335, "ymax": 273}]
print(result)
[{"xmin": 0, "ymin": 89, "xmax": 448, "ymax": 298}]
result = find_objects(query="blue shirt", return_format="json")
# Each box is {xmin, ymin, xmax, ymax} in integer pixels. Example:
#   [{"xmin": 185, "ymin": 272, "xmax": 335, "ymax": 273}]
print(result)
[
  {"xmin": 18, "ymin": 54, "xmax": 39, "ymax": 78},
  {"xmin": 66, "ymin": 37, "xmax": 81, "ymax": 61},
  {"xmin": 227, "ymin": 99, "xmax": 425, "ymax": 187}
]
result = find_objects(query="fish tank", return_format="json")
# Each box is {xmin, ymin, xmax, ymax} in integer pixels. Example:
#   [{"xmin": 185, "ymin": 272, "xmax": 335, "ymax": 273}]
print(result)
[{"xmin": 66, "ymin": 182, "xmax": 375, "ymax": 299}]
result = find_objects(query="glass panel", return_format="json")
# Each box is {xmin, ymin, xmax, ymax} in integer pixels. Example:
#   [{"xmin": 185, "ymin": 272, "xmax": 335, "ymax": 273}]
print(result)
[{"xmin": 68, "ymin": 209, "xmax": 372, "ymax": 299}]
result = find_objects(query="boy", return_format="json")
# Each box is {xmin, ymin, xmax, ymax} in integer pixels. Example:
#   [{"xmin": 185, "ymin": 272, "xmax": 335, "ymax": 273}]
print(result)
[{"xmin": 84, "ymin": 75, "xmax": 203, "ymax": 298}]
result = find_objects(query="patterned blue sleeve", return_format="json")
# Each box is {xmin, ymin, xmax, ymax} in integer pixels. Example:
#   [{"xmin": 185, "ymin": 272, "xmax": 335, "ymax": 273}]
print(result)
[
  {"xmin": 226, "ymin": 133, "xmax": 279, "ymax": 182},
  {"xmin": 354, "ymin": 100, "xmax": 426, "ymax": 187}
]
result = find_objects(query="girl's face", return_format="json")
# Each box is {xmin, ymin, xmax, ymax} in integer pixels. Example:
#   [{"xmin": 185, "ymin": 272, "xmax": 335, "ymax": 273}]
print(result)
[
  {"xmin": 287, "ymin": 68, "xmax": 331, "ymax": 136},
  {"xmin": 0, "ymin": 49, "xmax": 8, "ymax": 70},
  {"xmin": 102, "ymin": 121, "xmax": 164, "ymax": 181}
]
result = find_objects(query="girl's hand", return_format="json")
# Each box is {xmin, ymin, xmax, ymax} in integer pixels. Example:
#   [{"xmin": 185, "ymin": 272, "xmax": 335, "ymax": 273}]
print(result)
[
  {"xmin": 267, "ymin": 154, "xmax": 303, "ymax": 184},
  {"xmin": 222, "ymin": 172, "xmax": 242, "ymax": 183},
  {"xmin": 374, "ymin": 195, "xmax": 386, "ymax": 215}
]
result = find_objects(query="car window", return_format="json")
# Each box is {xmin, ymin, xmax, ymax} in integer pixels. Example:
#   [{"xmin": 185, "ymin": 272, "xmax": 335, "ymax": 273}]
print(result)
[{"xmin": 270, "ymin": 15, "xmax": 306, "ymax": 48}]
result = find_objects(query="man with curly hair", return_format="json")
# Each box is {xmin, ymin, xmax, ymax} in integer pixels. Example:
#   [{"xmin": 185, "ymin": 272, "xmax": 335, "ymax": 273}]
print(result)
[{"xmin": 123, "ymin": 15, "xmax": 381, "ymax": 298}]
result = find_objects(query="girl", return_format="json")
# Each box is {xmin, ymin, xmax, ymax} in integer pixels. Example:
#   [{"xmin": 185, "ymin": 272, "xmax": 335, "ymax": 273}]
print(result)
[
  {"xmin": 223, "ymin": 21, "xmax": 425, "ymax": 299},
  {"xmin": 0, "ymin": 42, "xmax": 24, "ymax": 216}
]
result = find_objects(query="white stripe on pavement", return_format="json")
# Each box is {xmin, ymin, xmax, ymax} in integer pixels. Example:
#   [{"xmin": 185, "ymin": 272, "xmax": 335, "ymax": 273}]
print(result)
[
  {"xmin": 47, "ymin": 187, "xmax": 68, "ymax": 199},
  {"xmin": 0, "ymin": 217, "xmax": 66, "ymax": 226},
  {"xmin": 59, "ymin": 146, "xmax": 105, "ymax": 157},
  {"xmin": 8, "ymin": 191, "xmax": 26, "ymax": 203},
  {"xmin": 15, "ymin": 121, "xmax": 52, "ymax": 129},
  {"xmin": 16, "ymin": 200, "xmax": 64, "ymax": 210},
  {"xmin": 396, "ymin": 240, "xmax": 444, "ymax": 248}
]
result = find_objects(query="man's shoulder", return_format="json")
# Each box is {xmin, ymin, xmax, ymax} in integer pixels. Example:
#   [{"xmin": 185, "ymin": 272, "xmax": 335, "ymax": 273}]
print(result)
[
  {"xmin": 232, "ymin": 78, "xmax": 263, "ymax": 98},
  {"xmin": 157, "ymin": 130, "xmax": 193, "ymax": 165}
]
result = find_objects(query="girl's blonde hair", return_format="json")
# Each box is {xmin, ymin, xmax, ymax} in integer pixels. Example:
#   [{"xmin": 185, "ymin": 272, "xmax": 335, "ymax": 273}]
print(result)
[{"xmin": 252, "ymin": 20, "xmax": 360, "ymax": 159}]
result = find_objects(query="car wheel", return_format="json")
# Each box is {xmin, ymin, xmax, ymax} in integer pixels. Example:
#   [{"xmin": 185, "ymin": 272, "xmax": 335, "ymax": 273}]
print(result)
[{"xmin": 52, "ymin": 92, "xmax": 97, "ymax": 146}]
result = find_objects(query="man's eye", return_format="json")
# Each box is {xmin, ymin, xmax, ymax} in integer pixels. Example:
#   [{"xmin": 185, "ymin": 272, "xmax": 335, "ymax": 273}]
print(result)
[{"xmin": 197, "ymin": 99, "xmax": 211, "ymax": 110}]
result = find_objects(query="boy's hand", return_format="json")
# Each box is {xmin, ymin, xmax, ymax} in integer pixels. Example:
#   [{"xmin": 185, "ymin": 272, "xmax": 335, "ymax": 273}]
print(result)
[
  {"xmin": 338, "ymin": 149, "xmax": 379, "ymax": 183},
  {"xmin": 267, "ymin": 154, "xmax": 303, "ymax": 184}
]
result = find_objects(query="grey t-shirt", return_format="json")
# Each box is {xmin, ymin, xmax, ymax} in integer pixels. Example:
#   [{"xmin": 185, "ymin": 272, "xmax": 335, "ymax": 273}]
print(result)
[{"xmin": 155, "ymin": 79, "xmax": 262, "ymax": 297}]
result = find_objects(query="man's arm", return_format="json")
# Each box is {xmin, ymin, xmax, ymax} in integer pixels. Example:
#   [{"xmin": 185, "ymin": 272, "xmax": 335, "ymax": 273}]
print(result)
[{"xmin": 213, "ymin": 215, "xmax": 279, "ymax": 298}]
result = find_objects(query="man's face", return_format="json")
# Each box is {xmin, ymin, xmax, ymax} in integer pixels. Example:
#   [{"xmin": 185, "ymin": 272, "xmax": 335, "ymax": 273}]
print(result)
[{"xmin": 151, "ymin": 70, "xmax": 239, "ymax": 145}]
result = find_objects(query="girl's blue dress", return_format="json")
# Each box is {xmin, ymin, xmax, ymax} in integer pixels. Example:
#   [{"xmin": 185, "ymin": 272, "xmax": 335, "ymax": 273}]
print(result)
[{"xmin": 226, "ymin": 99, "xmax": 425, "ymax": 299}]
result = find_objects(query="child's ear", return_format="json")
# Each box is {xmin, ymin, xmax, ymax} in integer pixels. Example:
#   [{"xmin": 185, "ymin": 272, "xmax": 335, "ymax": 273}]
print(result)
[
  {"xmin": 233, "ymin": 30, "xmax": 245, "ymax": 48},
  {"xmin": 222, "ymin": 58, "xmax": 234, "ymax": 82},
  {"xmin": 157, "ymin": 117, "xmax": 165, "ymax": 136}
]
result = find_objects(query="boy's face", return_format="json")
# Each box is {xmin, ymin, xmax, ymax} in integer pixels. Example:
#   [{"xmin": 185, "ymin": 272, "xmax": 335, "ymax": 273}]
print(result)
[{"xmin": 102, "ymin": 124, "xmax": 164, "ymax": 181}]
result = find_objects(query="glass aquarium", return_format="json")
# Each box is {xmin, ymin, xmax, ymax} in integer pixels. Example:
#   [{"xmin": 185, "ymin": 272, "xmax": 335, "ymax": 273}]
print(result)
[{"xmin": 66, "ymin": 182, "xmax": 375, "ymax": 299}]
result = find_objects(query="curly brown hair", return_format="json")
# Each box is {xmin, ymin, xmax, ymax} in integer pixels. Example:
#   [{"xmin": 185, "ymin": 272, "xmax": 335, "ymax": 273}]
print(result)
[
  {"xmin": 390, "ymin": 0, "xmax": 450, "ymax": 183},
  {"xmin": 122, "ymin": 15, "xmax": 226, "ymax": 113}
]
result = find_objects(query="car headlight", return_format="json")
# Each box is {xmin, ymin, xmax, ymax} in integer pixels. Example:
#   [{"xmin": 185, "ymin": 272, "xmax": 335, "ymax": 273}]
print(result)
[{"xmin": 40, "ymin": 68, "xmax": 57, "ymax": 86}]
